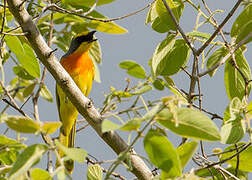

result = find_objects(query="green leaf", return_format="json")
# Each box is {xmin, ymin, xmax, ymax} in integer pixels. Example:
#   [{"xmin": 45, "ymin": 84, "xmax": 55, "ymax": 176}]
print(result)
[
  {"xmin": 62, "ymin": 0, "xmax": 115, "ymax": 7},
  {"xmin": 160, "ymin": 39, "xmax": 191, "ymax": 76},
  {"xmin": 8, "ymin": 144, "xmax": 48, "ymax": 180},
  {"xmin": 224, "ymin": 48, "xmax": 251, "ymax": 100},
  {"xmin": 13, "ymin": 66, "xmax": 35, "ymax": 80},
  {"xmin": 40, "ymin": 85, "xmax": 53, "ymax": 102},
  {"xmin": 112, "ymin": 90, "xmax": 132, "ymax": 98},
  {"xmin": 23, "ymin": 83, "xmax": 36, "ymax": 98},
  {"xmin": 152, "ymin": 35, "xmax": 176, "ymax": 77},
  {"xmin": 231, "ymin": 4, "xmax": 252, "ymax": 37},
  {"xmin": 156, "ymin": 0, "xmax": 184, "ymax": 31},
  {"xmin": 156, "ymin": 108, "xmax": 221, "ymax": 141},
  {"xmin": 89, "ymin": 40, "xmax": 102, "ymax": 64},
  {"xmin": 5, "ymin": 116, "xmax": 41, "ymax": 134},
  {"xmin": 5, "ymin": 35, "xmax": 24, "ymax": 58},
  {"xmin": 176, "ymin": 141, "xmax": 198, "ymax": 169},
  {"xmin": 93, "ymin": 60, "xmax": 101, "ymax": 83},
  {"xmin": 101, "ymin": 119, "xmax": 121, "ymax": 133},
  {"xmin": 221, "ymin": 143, "xmax": 252, "ymax": 172},
  {"xmin": 144, "ymin": 129, "xmax": 182, "ymax": 177},
  {"xmin": 87, "ymin": 165, "xmax": 103, "ymax": 180},
  {"xmin": 131, "ymin": 85, "xmax": 152, "ymax": 95},
  {"xmin": 206, "ymin": 47, "xmax": 228, "ymax": 77},
  {"xmin": 90, "ymin": 40, "xmax": 102, "ymax": 82},
  {"xmin": 220, "ymin": 120, "xmax": 246, "ymax": 144},
  {"xmin": 236, "ymin": 20, "xmax": 252, "ymax": 45},
  {"xmin": 145, "ymin": 3, "xmax": 155, "ymax": 24},
  {"xmin": 195, "ymin": 167, "xmax": 248, "ymax": 179},
  {"xmin": 57, "ymin": 169, "xmax": 66, "ymax": 180},
  {"xmin": 65, "ymin": 7, "xmax": 127, "ymax": 34},
  {"xmin": 21, "ymin": 44, "xmax": 40, "ymax": 78},
  {"xmin": 0, "ymin": 149, "xmax": 18, "ymax": 165},
  {"xmin": 149, "ymin": 2, "xmax": 171, "ymax": 33},
  {"xmin": 0, "ymin": 165, "xmax": 12, "ymax": 174},
  {"xmin": 120, "ymin": 118, "xmax": 141, "ymax": 131},
  {"xmin": 153, "ymin": 78, "xmax": 165, "ymax": 90},
  {"xmin": 42, "ymin": 122, "xmax": 62, "ymax": 134},
  {"xmin": 119, "ymin": 60, "xmax": 146, "ymax": 79},
  {"xmin": 141, "ymin": 104, "xmax": 164, "ymax": 122},
  {"xmin": 6, "ymin": 41, "xmax": 40, "ymax": 78},
  {"xmin": 187, "ymin": 31, "xmax": 211, "ymax": 39},
  {"xmin": 55, "ymin": 140, "xmax": 87, "ymax": 163},
  {"xmin": 0, "ymin": 135, "xmax": 26, "ymax": 149},
  {"xmin": 30, "ymin": 168, "xmax": 52, "ymax": 180}
]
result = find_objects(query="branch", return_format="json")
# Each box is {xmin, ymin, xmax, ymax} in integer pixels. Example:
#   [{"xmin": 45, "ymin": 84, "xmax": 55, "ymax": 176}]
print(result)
[
  {"xmin": 32, "ymin": 1, "xmax": 155, "ymax": 23},
  {"xmin": 197, "ymin": 0, "xmax": 243, "ymax": 55},
  {"xmin": 199, "ymin": 32, "xmax": 252, "ymax": 77},
  {"xmin": 6, "ymin": 0, "xmax": 153, "ymax": 179},
  {"xmin": 161, "ymin": 0, "xmax": 196, "ymax": 54}
]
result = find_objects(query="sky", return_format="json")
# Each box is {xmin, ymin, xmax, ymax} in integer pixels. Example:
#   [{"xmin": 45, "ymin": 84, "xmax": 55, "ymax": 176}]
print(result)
[{"xmin": 1, "ymin": 0, "xmax": 252, "ymax": 179}]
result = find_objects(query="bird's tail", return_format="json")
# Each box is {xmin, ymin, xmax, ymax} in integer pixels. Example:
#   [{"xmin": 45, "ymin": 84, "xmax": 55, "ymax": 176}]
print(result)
[{"xmin": 56, "ymin": 122, "xmax": 76, "ymax": 174}]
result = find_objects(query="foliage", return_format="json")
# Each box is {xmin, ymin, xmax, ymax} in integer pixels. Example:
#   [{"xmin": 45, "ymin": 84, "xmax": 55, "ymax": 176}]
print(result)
[{"xmin": 0, "ymin": 0, "xmax": 252, "ymax": 179}]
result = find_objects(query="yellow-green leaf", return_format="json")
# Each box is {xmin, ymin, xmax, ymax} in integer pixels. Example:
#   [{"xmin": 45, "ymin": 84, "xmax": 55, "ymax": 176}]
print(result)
[
  {"xmin": 224, "ymin": 48, "xmax": 251, "ymax": 100},
  {"xmin": 31, "ymin": 168, "xmax": 52, "ymax": 180},
  {"xmin": 144, "ymin": 129, "xmax": 182, "ymax": 177},
  {"xmin": 40, "ymin": 85, "xmax": 53, "ymax": 102},
  {"xmin": 87, "ymin": 165, "xmax": 103, "ymax": 180},
  {"xmin": 42, "ymin": 122, "xmax": 62, "ymax": 134},
  {"xmin": 231, "ymin": 4, "xmax": 252, "ymax": 37},
  {"xmin": 101, "ymin": 119, "xmax": 120, "ymax": 133},
  {"xmin": 157, "ymin": 108, "xmax": 221, "ymax": 141},
  {"xmin": 55, "ymin": 140, "xmax": 87, "ymax": 163},
  {"xmin": 9, "ymin": 144, "xmax": 48, "ymax": 180},
  {"xmin": 119, "ymin": 60, "xmax": 146, "ymax": 79},
  {"xmin": 5, "ymin": 116, "xmax": 41, "ymax": 134}
]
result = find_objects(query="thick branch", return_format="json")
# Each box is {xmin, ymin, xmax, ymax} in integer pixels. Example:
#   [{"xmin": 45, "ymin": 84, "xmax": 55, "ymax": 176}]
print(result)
[{"xmin": 6, "ymin": 0, "xmax": 152, "ymax": 179}]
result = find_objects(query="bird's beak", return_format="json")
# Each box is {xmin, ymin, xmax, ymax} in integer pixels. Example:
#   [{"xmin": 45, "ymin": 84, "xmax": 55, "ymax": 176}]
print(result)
[{"xmin": 88, "ymin": 31, "xmax": 97, "ymax": 42}]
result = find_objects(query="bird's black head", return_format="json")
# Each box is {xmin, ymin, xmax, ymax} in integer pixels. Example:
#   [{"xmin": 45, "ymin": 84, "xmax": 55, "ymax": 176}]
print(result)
[{"xmin": 63, "ymin": 31, "xmax": 97, "ymax": 57}]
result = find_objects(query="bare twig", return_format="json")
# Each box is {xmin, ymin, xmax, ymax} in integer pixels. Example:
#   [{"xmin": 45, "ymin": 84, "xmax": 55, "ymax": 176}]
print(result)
[
  {"xmin": 207, "ymin": 143, "xmax": 251, "ymax": 168},
  {"xmin": 234, "ymin": 144, "xmax": 239, "ymax": 177},
  {"xmin": 199, "ymin": 32, "xmax": 252, "ymax": 77},
  {"xmin": 0, "ymin": 81, "xmax": 27, "ymax": 116},
  {"xmin": 197, "ymin": 0, "xmax": 243, "ymax": 55},
  {"xmin": 76, "ymin": 123, "xmax": 89, "ymax": 133},
  {"xmin": 34, "ymin": 1, "xmax": 155, "ymax": 23},
  {"xmin": 161, "ymin": 0, "xmax": 196, "ymax": 54},
  {"xmin": 82, "ymin": 0, "xmax": 97, "ymax": 16},
  {"xmin": 86, "ymin": 157, "xmax": 126, "ymax": 180}
]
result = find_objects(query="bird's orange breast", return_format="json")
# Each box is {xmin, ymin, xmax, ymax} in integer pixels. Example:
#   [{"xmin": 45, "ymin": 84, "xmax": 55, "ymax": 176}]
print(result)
[
  {"xmin": 60, "ymin": 51, "xmax": 94, "ymax": 96},
  {"xmin": 61, "ymin": 51, "xmax": 94, "ymax": 76}
]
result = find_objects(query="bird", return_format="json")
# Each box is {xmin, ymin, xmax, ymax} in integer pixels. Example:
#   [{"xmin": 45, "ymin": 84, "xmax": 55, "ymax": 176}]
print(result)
[{"xmin": 56, "ymin": 31, "xmax": 96, "ymax": 173}]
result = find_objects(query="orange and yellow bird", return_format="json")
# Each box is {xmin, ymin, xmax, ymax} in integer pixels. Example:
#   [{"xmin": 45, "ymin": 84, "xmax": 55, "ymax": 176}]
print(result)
[{"xmin": 56, "ymin": 31, "xmax": 96, "ymax": 173}]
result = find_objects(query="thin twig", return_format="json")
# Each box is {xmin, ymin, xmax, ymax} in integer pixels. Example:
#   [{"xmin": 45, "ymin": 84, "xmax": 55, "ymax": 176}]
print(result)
[
  {"xmin": 2, "ymin": 32, "xmax": 28, "ymax": 36},
  {"xmin": 161, "ymin": 0, "xmax": 196, "ymax": 54},
  {"xmin": 82, "ymin": 0, "xmax": 97, "ymax": 16},
  {"xmin": 34, "ymin": 1, "xmax": 155, "ymax": 23},
  {"xmin": 0, "ymin": 0, "xmax": 6, "ymax": 35},
  {"xmin": 199, "ymin": 32, "xmax": 252, "ymax": 77},
  {"xmin": 207, "ymin": 143, "xmax": 251, "ymax": 168},
  {"xmin": 0, "ymin": 81, "xmax": 27, "ymax": 116},
  {"xmin": 86, "ymin": 157, "xmax": 126, "ymax": 180},
  {"xmin": 76, "ymin": 123, "xmax": 89, "ymax": 133},
  {"xmin": 197, "ymin": 0, "xmax": 243, "ymax": 55}
]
